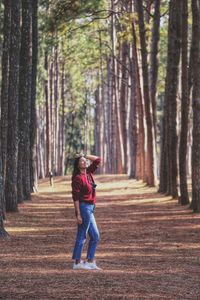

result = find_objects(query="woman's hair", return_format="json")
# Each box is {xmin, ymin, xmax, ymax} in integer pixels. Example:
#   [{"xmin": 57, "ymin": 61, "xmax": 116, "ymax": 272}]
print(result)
[{"xmin": 72, "ymin": 156, "xmax": 81, "ymax": 177}]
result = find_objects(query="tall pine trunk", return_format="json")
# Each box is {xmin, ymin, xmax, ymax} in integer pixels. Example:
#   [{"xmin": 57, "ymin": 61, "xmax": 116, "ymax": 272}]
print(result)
[
  {"xmin": 5, "ymin": 0, "xmax": 21, "ymax": 212},
  {"xmin": 159, "ymin": 0, "xmax": 181, "ymax": 197},
  {"xmin": 137, "ymin": 0, "xmax": 155, "ymax": 186},
  {"xmin": 149, "ymin": 0, "xmax": 160, "ymax": 136},
  {"xmin": 45, "ymin": 52, "xmax": 50, "ymax": 176},
  {"xmin": 30, "ymin": 0, "xmax": 38, "ymax": 192},
  {"xmin": 60, "ymin": 61, "xmax": 65, "ymax": 176},
  {"xmin": 179, "ymin": 0, "xmax": 189, "ymax": 205},
  {"xmin": 0, "ymin": 0, "xmax": 11, "ymax": 217},
  {"xmin": 191, "ymin": 0, "xmax": 200, "ymax": 213},
  {"xmin": 131, "ymin": 18, "xmax": 145, "ymax": 181},
  {"xmin": 18, "ymin": 0, "xmax": 32, "ymax": 202}
]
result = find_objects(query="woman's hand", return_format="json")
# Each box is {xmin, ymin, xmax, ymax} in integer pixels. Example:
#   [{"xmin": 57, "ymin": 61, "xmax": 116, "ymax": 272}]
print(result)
[{"xmin": 76, "ymin": 214, "xmax": 82, "ymax": 225}]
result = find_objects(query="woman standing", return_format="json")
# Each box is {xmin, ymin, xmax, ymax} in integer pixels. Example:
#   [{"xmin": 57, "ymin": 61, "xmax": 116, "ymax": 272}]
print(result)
[{"xmin": 71, "ymin": 153, "xmax": 101, "ymax": 270}]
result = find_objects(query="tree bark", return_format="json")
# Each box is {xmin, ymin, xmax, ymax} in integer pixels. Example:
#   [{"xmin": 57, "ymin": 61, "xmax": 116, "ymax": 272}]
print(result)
[
  {"xmin": 54, "ymin": 43, "xmax": 59, "ymax": 175},
  {"xmin": 45, "ymin": 52, "xmax": 50, "ymax": 176},
  {"xmin": 179, "ymin": 0, "xmax": 190, "ymax": 205},
  {"xmin": 30, "ymin": 0, "xmax": 38, "ymax": 192},
  {"xmin": 159, "ymin": 0, "xmax": 181, "ymax": 197},
  {"xmin": 149, "ymin": 0, "xmax": 160, "ymax": 136},
  {"xmin": 1, "ymin": 0, "xmax": 11, "ymax": 180},
  {"xmin": 110, "ymin": 0, "xmax": 117, "ymax": 173},
  {"xmin": 18, "ymin": 0, "xmax": 32, "ymax": 202},
  {"xmin": 191, "ymin": 0, "xmax": 200, "ymax": 213},
  {"xmin": 131, "ymin": 19, "xmax": 145, "ymax": 182},
  {"xmin": 119, "ymin": 41, "xmax": 128, "ymax": 173},
  {"xmin": 5, "ymin": 0, "xmax": 21, "ymax": 212},
  {"xmin": 0, "ymin": 156, "xmax": 9, "ymax": 238},
  {"xmin": 0, "ymin": 0, "xmax": 11, "ymax": 217},
  {"xmin": 60, "ymin": 61, "xmax": 65, "ymax": 176},
  {"xmin": 137, "ymin": 0, "xmax": 155, "ymax": 186}
]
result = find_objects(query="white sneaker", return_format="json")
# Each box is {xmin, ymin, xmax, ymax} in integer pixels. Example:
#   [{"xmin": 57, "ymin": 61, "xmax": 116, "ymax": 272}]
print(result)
[
  {"xmin": 84, "ymin": 261, "xmax": 102, "ymax": 270},
  {"xmin": 73, "ymin": 261, "xmax": 91, "ymax": 270}
]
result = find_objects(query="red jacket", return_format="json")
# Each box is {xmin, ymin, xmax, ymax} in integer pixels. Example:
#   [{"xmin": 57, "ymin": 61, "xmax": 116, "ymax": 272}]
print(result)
[{"xmin": 72, "ymin": 158, "xmax": 100, "ymax": 204}]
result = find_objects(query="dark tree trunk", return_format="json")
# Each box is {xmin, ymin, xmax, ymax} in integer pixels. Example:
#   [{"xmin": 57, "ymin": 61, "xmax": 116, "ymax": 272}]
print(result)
[
  {"xmin": 110, "ymin": 0, "xmax": 117, "ymax": 173},
  {"xmin": 60, "ymin": 61, "xmax": 65, "ymax": 176},
  {"xmin": 128, "ymin": 42, "xmax": 137, "ymax": 178},
  {"xmin": 191, "ymin": 0, "xmax": 200, "ymax": 213},
  {"xmin": 54, "ymin": 44, "xmax": 59, "ymax": 175},
  {"xmin": 120, "ymin": 41, "xmax": 128, "ymax": 173},
  {"xmin": 137, "ymin": 0, "xmax": 155, "ymax": 186},
  {"xmin": 45, "ymin": 52, "xmax": 50, "ymax": 176},
  {"xmin": 18, "ymin": 0, "xmax": 32, "ymax": 202},
  {"xmin": 0, "ymin": 0, "xmax": 11, "ymax": 217},
  {"xmin": 5, "ymin": 0, "xmax": 21, "ymax": 212},
  {"xmin": 179, "ymin": 0, "xmax": 190, "ymax": 205},
  {"xmin": 30, "ymin": 0, "xmax": 38, "ymax": 192},
  {"xmin": 149, "ymin": 0, "xmax": 160, "ymax": 135},
  {"xmin": 0, "ymin": 156, "xmax": 9, "ymax": 238},
  {"xmin": 131, "ymin": 19, "xmax": 145, "ymax": 182},
  {"xmin": 159, "ymin": 0, "xmax": 181, "ymax": 198}
]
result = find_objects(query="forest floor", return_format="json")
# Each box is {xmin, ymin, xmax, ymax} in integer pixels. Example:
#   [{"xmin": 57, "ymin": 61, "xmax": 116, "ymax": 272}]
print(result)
[{"xmin": 0, "ymin": 175, "xmax": 200, "ymax": 300}]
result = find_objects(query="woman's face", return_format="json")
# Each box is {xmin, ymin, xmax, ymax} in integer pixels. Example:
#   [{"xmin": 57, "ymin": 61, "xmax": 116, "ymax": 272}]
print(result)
[{"xmin": 78, "ymin": 157, "xmax": 87, "ymax": 169}]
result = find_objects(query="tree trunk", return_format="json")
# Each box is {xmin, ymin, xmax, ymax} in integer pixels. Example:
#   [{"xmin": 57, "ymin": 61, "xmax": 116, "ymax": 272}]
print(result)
[
  {"xmin": 149, "ymin": 0, "xmax": 160, "ymax": 136},
  {"xmin": 137, "ymin": 0, "xmax": 155, "ymax": 186},
  {"xmin": 45, "ymin": 52, "xmax": 50, "ymax": 176},
  {"xmin": 119, "ymin": 41, "xmax": 128, "ymax": 173},
  {"xmin": 131, "ymin": 19, "xmax": 145, "ymax": 182},
  {"xmin": 110, "ymin": 0, "xmax": 117, "ymax": 173},
  {"xmin": 0, "ymin": 0, "xmax": 11, "ymax": 217},
  {"xmin": 1, "ymin": 0, "xmax": 11, "ymax": 180},
  {"xmin": 30, "ymin": 0, "xmax": 38, "ymax": 193},
  {"xmin": 191, "ymin": 0, "xmax": 200, "ymax": 213},
  {"xmin": 54, "ymin": 44, "xmax": 59, "ymax": 175},
  {"xmin": 159, "ymin": 0, "xmax": 181, "ymax": 197},
  {"xmin": 18, "ymin": 0, "xmax": 32, "ymax": 202},
  {"xmin": 105, "ymin": 57, "xmax": 112, "ymax": 173},
  {"xmin": 60, "ymin": 61, "xmax": 65, "ymax": 176},
  {"xmin": 0, "ymin": 155, "xmax": 8, "ymax": 238},
  {"xmin": 5, "ymin": 0, "xmax": 21, "ymax": 212},
  {"xmin": 128, "ymin": 42, "xmax": 137, "ymax": 178},
  {"xmin": 179, "ymin": 0, "xmax": 190, "ymax": 205}
]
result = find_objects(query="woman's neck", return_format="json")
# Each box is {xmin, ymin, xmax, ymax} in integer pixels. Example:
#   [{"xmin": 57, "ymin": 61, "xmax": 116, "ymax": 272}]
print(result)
[{"xmin": 80, "ymin": 169, "xmax": 86, "ymax": 174}]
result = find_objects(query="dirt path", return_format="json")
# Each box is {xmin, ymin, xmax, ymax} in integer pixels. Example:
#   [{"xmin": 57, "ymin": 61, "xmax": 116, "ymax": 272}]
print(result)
[{"xmin": 1, "ymin": 175, "xmax": 200, "ymax": 300}]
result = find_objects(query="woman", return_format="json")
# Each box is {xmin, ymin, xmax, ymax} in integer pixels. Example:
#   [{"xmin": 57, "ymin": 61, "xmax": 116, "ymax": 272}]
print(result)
[{"xmin": 71, "ymin": 153, "xmax": 101, "ymax": 270}]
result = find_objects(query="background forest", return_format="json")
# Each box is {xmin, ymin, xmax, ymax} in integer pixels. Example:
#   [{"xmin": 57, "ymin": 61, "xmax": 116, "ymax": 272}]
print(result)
[{"xmin": 0, "ymin": 0, "xmax": 200, "ymax": 237}]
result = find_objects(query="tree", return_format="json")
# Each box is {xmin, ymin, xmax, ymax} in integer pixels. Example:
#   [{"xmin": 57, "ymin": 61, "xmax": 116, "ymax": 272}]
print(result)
[
  {"xmin": 179, "ymin": 0, "xmax": 190, "ymax": 205},
  {"xmin": 5, "ymin": 0, "xmax": 21, "ymax": 212},
  {"xmin": 136, "ymin": 0, "xmax": 155, "ymax": 186},
  {"xmin": 18, "ymin": 0, "xmax": 32, "ymax": 202},
  {"xmin": 191, "ymin": 0, "xmax": 200, "ymax": 213},
  {"xmin": 149, "ymin": 0, "xmax": 160, "ymax": 136},
  {"xmin": 159, "ymin": 0, "xmax": 182, "ymax": 197},
  {"xmin": 0, "ymin": 154, "xmax": 8, "ymax": 238},
  {"xmin": 0, "ymin": 0, "xmax": 11, "ymax": 217},
  {"xmin": 30, "ymin": 0, "xmax": 38, "ymax": 192}
]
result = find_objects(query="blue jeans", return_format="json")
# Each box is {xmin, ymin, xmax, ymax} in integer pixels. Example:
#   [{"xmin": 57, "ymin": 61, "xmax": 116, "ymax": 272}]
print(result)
[{"xmin": 72, "ymin": 202, "xmax": 100, "ymax": 261}]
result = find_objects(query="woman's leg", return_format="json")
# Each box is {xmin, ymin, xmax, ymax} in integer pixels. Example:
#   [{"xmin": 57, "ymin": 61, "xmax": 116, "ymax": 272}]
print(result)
[
  {"xmin": 72, "ymin": 203, "xmax": 91, "ymax": 261},
  {"xmin": 86, "ymin": 210, "xmax": 100, "ymax": 261}
]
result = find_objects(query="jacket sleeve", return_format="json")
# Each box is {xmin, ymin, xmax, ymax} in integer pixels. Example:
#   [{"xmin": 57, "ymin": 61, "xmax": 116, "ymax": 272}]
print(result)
[
  {"xmin": 87, "ymin": 157, "xmax": 101, "ymax": 174},
  {"xmin": 72, "ymin": 176, "xmax": 82, "ymax": 202}
]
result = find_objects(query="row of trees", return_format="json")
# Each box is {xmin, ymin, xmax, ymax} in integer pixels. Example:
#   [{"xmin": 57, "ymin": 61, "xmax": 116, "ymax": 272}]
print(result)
[
  {"xmin": 35, "ymin": 0, "xmax": 200, "ymax": 213},
  {"xmin": 37, "ymin": 0, "xmax": 200, "ymax": 210},
  {"xmin": 0, "ymin": 0, "xmax": 38, "ymax": 236},
  {"xmin": 36, "ymin": 0, "xmax": 162, "ymax": 182}
]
